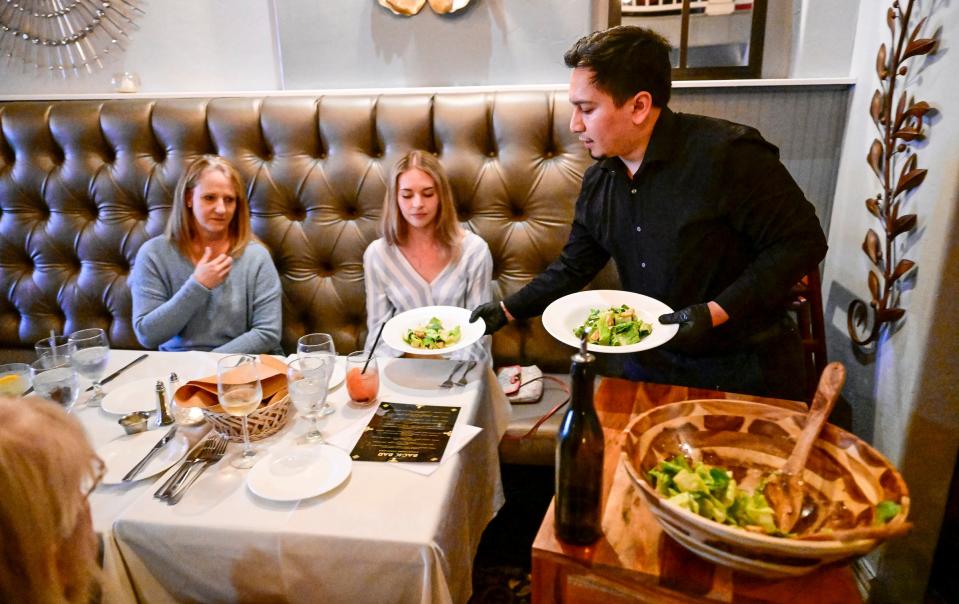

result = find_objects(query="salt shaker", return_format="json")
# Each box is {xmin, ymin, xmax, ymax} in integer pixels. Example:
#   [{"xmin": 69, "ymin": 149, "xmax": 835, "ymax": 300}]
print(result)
[{"xmin": 154, "ymin": 380, "xmax": 174, "ymax": 427}]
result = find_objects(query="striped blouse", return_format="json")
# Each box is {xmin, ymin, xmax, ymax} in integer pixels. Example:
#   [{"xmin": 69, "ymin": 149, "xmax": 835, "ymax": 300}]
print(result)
[{"xmin": 363, "ymin": 230, "xmax": 493, "ymax": 362}]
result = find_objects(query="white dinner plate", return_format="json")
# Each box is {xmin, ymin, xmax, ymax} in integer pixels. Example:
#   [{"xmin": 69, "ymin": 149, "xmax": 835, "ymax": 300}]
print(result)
[
  {"xmin": 541, "ymin": 290, "xmax": 679, "ymax": 354},
  {"xmin": 382, "ymin": 306, "xmax": 485, "ymax": 356},
  {"xmin": 101, "ymin": 377, "xmax": 159, "ymax": 415},
  {"xmin": 247, "ymin": 444, "xmax": 352, "ymax": 502},
  {"xmin": 328, "ymin": 359, "xmax": 346, "ymax": 390},
  {"xmin": 97, "ymin": 430, "xmax": 190, "ymax": 485}
]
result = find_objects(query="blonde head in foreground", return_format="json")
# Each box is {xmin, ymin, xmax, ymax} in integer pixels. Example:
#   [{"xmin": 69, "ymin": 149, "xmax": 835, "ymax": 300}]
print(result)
[{"xmin": 0, "ymin": 397, "xmax": 103, "ymax": 603}]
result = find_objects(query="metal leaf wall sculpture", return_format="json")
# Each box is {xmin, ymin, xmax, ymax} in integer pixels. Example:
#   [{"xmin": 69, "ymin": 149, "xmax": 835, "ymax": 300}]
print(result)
[{"xmin": 847, "ymin": 0, "xmax": 938, "ymax": 346}]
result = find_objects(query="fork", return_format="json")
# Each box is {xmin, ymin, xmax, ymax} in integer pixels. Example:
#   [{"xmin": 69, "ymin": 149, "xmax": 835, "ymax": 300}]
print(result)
[
  {"xmin": 439, "ymin": 361, "xmax": 466, "ymax": 388},
  {"xmin": 454, "ymin": 360, "xmax": 477, "ymax": 387},
  {"xmin": 165, "ymin": 437, "xmax": 228, "ymax": 505},
  {"xmin": 154, "ymin": 436, "xmax": 215, "ymax": 500}
]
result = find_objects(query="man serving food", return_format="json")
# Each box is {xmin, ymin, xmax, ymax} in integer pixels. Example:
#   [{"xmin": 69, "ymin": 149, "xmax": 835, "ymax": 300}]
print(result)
[{"xmin": 470, "ymin": 26, "xmax": 827, "ymax": 400}]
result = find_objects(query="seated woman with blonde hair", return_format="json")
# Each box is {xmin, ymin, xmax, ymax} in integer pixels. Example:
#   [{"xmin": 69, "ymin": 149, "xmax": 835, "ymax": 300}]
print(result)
[
  {"xmin": 364, "ymin": 150, "xmax": 493, "ymax": 362},
  {"xmin": 0, "ymin": 396, "xmax": 104, "ymax": 603},
  {"xmin": 131, "ymin": 155, "xmax": 282, "ymax": 353}
]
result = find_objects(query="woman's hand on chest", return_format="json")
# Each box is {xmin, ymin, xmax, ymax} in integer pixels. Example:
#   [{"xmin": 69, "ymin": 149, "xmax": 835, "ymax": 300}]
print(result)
[{"xmin": 192, "ymin": 245, "xmax": 233, "ymax": 289}]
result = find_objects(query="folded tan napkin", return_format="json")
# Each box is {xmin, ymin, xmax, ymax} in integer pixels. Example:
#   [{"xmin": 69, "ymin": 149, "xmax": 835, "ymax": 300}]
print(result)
[{"xmin": 174, "ymin": 354, "xmax": 289, "ymax": 413}]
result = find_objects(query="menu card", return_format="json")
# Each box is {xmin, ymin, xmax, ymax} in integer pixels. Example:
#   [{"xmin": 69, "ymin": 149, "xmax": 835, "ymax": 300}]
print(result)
[{"xmin": 350, "ymin": 402, "xmax": 460, "ymax": 463}]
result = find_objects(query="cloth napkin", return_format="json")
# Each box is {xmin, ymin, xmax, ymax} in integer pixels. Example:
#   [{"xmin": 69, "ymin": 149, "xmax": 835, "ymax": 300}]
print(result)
[{"xmin": 173, "ymin": 354, "xmax": 289, "ymax": 413}]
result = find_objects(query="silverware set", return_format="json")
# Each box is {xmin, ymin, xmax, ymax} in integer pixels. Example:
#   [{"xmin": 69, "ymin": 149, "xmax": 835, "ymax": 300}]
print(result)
[
  {"xmin": 153, "ymin": 435, "xmax": 229, "ymax": 504},
  {"xmin": 439, "ymin": 360, "xmax": 477, "ymax": 388}
]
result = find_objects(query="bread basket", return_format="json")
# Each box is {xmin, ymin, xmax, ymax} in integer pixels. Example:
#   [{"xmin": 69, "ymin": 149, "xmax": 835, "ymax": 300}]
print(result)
[{"xmin": 201, "ymin": 393, "xmax": 291, "ymax": 442}]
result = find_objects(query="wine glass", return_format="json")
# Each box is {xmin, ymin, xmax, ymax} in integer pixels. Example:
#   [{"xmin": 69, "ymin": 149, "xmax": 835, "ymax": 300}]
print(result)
[
  {"xmin": 30, "ymin": 356, "xmax": 80, "ymax": 411},
  {"xmin": 217, "ymin": 354, "xmax": 263, "ymax": 469},
  {"xmin": 297, "ymin": 333, "xmax": 336, "ymax": 416},
  {"xmin": 69, "ymin": 328, "xmax": 111, "ymax": 406},
  {"xmin": 287, "ymin": 356, "xmax": 331, "ymax": 444}
]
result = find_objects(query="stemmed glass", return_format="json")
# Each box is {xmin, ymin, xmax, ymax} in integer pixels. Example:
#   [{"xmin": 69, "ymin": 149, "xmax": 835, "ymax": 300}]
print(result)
[
  {"xmin": 297, "ymin": 333, "xmax": 336, "ymax": 416},
  {"xmin": 69, "ymin": 328, "xmax": 111, "ymax": 406},
  {"xmin": 287, "ymin": 356, "xmax": 332, "ymax": 444},
  {"xmin": 30, "ymin": 356, "xmax": 80, "ymax": 411},
  {"xmin": 217, "ymin": 354, "xmax": 263, "ymax": 469}
]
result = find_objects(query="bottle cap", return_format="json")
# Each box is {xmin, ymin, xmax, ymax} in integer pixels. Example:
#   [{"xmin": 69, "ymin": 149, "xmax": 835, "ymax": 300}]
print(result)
[{"xmin": 572, "ymin": 329, "xmax": 595, "ymax": 364}]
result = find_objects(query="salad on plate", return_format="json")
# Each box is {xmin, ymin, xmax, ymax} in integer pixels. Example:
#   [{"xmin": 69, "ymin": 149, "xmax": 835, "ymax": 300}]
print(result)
[
  {"xmin": 573, "ymin": 304, "xmax": 652, "ymax": 346},
  {"xmin": 404, "ymin": 317, "xmax": 462, "ymax": 350}
]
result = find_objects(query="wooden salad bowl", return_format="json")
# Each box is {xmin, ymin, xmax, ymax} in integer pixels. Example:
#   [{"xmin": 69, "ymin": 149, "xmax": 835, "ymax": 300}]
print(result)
[{"xmin": 620, "ymin": 399, "xmax": 911, "ymax": 579}]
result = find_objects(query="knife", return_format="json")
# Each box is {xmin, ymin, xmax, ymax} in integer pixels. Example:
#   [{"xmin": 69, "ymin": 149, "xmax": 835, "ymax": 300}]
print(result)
[
  {"xmin": 87, "ymin": 353, "xmax": 148, "ymax": 392},
  {"xmin": 123, "ymin": 426, "xmax": 178, "ymax": 482}
]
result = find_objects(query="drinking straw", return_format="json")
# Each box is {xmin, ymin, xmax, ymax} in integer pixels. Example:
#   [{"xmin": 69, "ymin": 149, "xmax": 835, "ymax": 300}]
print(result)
[
  {"xmin": 49, "ymin": 329, "xmax": 57, "ymax": 362},
  {"xmin": 362, "ymin": 314, "xmax": 391, "ymax": 373}
]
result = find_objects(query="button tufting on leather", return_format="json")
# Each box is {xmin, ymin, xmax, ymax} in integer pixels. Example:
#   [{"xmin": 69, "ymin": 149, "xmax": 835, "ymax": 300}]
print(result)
[{"xmin": 0, "ymin": 92, "xmax": 597, "ymax": 371}]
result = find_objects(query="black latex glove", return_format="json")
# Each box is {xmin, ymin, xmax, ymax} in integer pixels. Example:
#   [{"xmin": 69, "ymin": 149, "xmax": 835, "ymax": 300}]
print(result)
[
  {"xmin": 658, "ymin": 303, "xmax": 713, "ymax": 354},
  {"xmin": 470, "ymin": 301, "xmax": 508, "ymax": 336}
]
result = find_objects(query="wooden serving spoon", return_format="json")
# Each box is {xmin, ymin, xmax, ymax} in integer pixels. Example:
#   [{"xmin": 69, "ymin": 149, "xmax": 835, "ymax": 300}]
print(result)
[{"xmin": 765, "ymin": 362, "xmax": 846, "ymax": 533}]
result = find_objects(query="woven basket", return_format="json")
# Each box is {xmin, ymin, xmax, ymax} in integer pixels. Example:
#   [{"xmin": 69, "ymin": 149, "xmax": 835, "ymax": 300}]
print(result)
[{"xmin": 201, "ymin": 393, "xmax": 291, "ymax": 442}]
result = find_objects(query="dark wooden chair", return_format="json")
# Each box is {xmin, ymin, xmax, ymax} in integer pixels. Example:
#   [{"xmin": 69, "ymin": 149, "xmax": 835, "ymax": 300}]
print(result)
[{"xmin": 789, "ymin": 268, "xmax": 828, "ymax": 401}]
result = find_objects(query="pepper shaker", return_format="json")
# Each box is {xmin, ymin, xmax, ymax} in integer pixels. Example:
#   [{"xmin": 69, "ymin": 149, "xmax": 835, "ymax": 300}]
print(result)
[{"xmin": 154, "ymin": 380, "xmax": 174, "ymax": 427}]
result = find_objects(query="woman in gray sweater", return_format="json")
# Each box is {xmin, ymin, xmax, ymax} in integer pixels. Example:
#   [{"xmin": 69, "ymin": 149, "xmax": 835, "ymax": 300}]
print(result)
[{"xmin": 131, "ymin": 156, "xmax": 281, "ymax": 353}]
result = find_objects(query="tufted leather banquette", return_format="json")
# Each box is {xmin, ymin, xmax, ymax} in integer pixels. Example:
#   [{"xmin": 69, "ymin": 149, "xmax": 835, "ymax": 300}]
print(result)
[{"xmin": 0, "ymin": 92, "xmax": 618, "ymax": 371}]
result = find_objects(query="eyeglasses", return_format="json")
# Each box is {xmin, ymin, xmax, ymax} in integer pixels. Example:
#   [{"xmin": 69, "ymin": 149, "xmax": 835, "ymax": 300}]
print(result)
[{"xmin": 82, "ymin": 455, "xmax": 106, "ymax": 500}]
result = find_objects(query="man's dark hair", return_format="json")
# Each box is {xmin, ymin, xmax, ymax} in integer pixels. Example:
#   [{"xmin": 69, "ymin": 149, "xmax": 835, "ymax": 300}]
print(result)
[{"xmin": 564, "ymin": 26, "xmax": 672, "ymax": 108}]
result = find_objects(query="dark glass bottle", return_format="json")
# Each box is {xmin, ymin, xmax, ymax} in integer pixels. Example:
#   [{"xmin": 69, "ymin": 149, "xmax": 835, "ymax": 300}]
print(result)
[{"xmin": 555, "ymin": 338, "xmax": 604, "ymax": 545}]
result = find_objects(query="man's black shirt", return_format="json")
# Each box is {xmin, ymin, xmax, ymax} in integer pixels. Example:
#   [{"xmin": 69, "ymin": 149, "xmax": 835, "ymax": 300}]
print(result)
[{"xmin": 505, "ymin": 107, "xmax": 828, "ymax": 353}]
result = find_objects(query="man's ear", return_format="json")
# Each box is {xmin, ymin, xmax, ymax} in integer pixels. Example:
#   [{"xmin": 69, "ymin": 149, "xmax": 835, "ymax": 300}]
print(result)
[{"xmin": 629, "ymin": 91, "xmax": 654, "ymax": 126}]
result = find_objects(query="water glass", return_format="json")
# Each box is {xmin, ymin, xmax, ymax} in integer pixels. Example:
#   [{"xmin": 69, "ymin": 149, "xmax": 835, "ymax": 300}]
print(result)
[
  {"xmin": 69, "ymin": 328, "xmax": 111, "ymax": 406},
  {"xmin": 345, "ymin": 351, "xmax": 379, "ymax": 405},
  {"xmin": 0, "ymin": 363, "xmax": 31, "ymax": 396},
  {"xmin": 35, "ymin": 334, "xmax": 75, "ymax": 360},
  {"xmin": 287, "ymin": 356, "xmax": 331, "ymax": 444},
  {"xmin": 297, "ymin": 333, "xmax": 336, "ymax": 416},
  {"xmin": 217, "ymin": 354, "xmax": 263, "ymax": 469},
  {"xmin": 30, "ymin": 356, "xmax": 80, "ymax": 410}
]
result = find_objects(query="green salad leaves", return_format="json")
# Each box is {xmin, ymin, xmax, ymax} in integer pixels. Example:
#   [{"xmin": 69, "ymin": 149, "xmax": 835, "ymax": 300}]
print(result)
[
  {"xmin": 573, "ymin": 304, "xmax": 652, "ymax": 346},
  {"xmin": 648, "ymin": 456, "xmax": 904, "ymax": 537},
  {"xmin": 648, "ymin": 456, "xmax": 780, "ymax": 535},
  {"xmin": 404, "ymin": 317, "xmax": 461, "ymax": 350}
]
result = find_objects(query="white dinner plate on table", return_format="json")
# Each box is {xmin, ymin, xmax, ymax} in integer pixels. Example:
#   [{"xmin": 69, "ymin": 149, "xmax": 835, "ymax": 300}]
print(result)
[
  {"xmin": 541, "ymin": 290, "xmax": 679, "ymax": 353},
  {"xmin": 328, "ymin": 358, "xmax": 346, "ymax": 389},
  {"xmin": 101, "ymin": 377, "xmax": 160, "ymax": 415},
  {"xmin": 247, "ymin": 445, "xmax": 352, "ymax": 502},
  {"xmin": 382, "ymin": 306, "xmax": 485, "ymax": 356},
  {"xmin": 97, "ymin": 430, "xmax": 190, "ymax": 485}
]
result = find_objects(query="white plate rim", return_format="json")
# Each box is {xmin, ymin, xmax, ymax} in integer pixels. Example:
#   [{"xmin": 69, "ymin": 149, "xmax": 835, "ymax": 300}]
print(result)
[
  {"xmin": 541, "ymin": 290, "xmax": 679, "ymax": 353},
  {"xmin": 98, "ymin": 430, "xmax": 190, "ymax": 485},
  {"xmin": 381, "ymin": 305, "xmax": 485, "ymax": 356},
  {"xmin": 101, "ymin": 376, "xmax": 161, "ymax": 415},
  {"xmin": 246, "ymin": 444, "xmax": 352, "ymax": 502},
  {"xmin": 328, "ymin": 359, "xmax": 346, "ymax": 389}
]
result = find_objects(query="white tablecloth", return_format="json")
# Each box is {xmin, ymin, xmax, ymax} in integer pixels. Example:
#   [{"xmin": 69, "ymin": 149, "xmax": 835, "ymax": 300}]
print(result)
[{"xmin": 80, "ymin": 350, "xmax": 509, "ymax": 604}]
